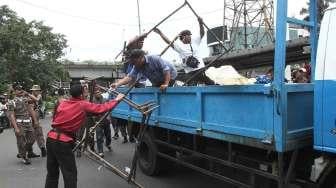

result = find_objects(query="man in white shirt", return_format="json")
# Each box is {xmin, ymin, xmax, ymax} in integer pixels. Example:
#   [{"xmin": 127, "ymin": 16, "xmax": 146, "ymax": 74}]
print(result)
[
  {"xmin": 154, "ymin": 17, "xmax": 214, "ymax": 85},
  {"xmin": 0, "ymin": 95, "xmax": 8, "ymax": 132}
]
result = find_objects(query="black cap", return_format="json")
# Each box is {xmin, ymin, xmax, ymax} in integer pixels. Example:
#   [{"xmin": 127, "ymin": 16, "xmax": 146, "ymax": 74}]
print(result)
[
  {"xmin": 129, "ymin": 49, "xmax": 146, "ymax": 59},
  {"xmin": 179, "ymin": 30, "xmax": 192, "ymax": 36}
]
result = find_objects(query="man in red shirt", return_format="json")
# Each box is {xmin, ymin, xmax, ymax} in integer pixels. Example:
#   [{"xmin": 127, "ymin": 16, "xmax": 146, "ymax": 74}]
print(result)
[{"xmin": 45, "ymin": 83, "xmax": 124, "ymax": 188}]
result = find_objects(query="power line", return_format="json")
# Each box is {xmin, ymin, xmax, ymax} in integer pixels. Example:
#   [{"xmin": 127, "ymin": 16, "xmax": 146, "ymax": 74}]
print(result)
[
  {"xmin": 12, "ymin": 0, "xmax": 138, "ymax": 27},
  {"xmin": 12, "ymin": 0, "xmax": 224, "ymax": 28}
]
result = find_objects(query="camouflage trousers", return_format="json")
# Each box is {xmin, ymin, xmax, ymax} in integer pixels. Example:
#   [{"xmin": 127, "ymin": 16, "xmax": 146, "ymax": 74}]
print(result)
[
  {"xmin": 32, "ymin": 121, "xmax": 45, "ymax": 148},
  {"xmin": 15, "ymin": 122, "xmax": 35, "ymax": 156}
]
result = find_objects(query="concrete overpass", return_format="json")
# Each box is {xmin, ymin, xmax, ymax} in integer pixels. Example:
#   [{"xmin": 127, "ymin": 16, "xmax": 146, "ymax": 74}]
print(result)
[{"xmin": 64, "ymin": 63, "xmax": 125, "ymax": 82}]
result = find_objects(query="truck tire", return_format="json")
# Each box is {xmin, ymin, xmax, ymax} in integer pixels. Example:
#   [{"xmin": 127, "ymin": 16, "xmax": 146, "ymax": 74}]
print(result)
[
  {"xmin": 138, "ymin": 130, "xmax": 162, "ymax": 176},
  {"xmin": 319, "ymin": 163, "xmax": 336, "ymax": 188}
]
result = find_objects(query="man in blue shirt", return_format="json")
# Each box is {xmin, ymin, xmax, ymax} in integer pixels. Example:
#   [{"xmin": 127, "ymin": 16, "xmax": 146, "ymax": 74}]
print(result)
[{"xmin": 112, "ymin": 49, "xmax": 177, "ymax": 91}]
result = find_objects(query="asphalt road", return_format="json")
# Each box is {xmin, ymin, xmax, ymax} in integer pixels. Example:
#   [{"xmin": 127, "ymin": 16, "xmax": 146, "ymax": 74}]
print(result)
[{"xmin": 0, "ymin": 116, "xmax": 231, "ymax": 188}]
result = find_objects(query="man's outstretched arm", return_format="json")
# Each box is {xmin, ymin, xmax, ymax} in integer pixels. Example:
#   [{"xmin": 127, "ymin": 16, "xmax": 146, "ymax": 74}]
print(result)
[{"xmin": 198, "ymin": 17, "xmax": 205, "ymax": 38}]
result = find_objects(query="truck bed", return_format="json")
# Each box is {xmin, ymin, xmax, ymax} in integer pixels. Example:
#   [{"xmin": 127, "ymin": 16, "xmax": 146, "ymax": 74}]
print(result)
[{"xmin": 111, "ymin": 84, "xmax": 313, "ymax": 152}]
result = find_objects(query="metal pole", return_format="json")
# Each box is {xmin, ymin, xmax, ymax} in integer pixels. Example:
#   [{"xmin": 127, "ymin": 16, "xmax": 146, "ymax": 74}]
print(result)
[
  {"xmin": 243, "ymin": 0, "xmax": 248, "ymax": 49},
  {"xmin": 159, "ymin": 34, "xmax": 179, "ymax": 56},
  {"xmin": 185, "ymin": 0, "xmax": 229, "ymax": 52},
  {"xmin": 113, "ymin": 2, "xmax": 186, "ymax": 58},
  {"xmin": 137, "ymin": 0, "xmax": 141, "ymax": 35},
  {"xmin": 85, "ymin": 148, "xmax": 143, "ymax": 188},
  {"xmin": 146, "ymin": 2, "xmax": 187, "ymax": 35},
  {"xmin": 223, "ymin": 0, "xmax": 226, "ymax": 42}
]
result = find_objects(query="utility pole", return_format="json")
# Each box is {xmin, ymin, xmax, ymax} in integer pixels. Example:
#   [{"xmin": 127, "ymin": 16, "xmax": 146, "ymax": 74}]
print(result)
[
  {"xmin": 136, "ymin": 0, "xmax": 141, "ymax": 35},
  {"xmin": 223, "ymin": 0, "xmax": 226, "ymax": 42},
  {"xmin": 243, "ymin": 0, "xmax": 248, "ymax": 49}
]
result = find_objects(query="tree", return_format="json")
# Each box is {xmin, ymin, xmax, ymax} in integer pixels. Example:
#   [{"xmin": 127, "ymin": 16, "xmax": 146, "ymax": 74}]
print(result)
[
  {"xmin": 0, "ymin": 5, "xmax": 69, "ymax": 92},
  {"xmin": 300, "ymin": 0, "xmax": 333, "ymax": 23}
]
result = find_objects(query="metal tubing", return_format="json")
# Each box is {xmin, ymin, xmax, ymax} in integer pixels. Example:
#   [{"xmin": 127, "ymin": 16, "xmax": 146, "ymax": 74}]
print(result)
[
  {"xmin": 278, "ymin": 152, "xmax": 284, "ymax": 188},
  {"xmin": 72, "ymin": 111, "xmax": 111, "ymax": 152},
  {"xmin": 124, "ymin": 79, "xmax": 140, "ymax": 95},
  {"xmin": 97, "ymin": 84, "xmax": 158, "ymax": 114},
  {"xmin": 113, "ymin": 2, "xmax": 185, "ymax": 60},
  {"xmin": 143, "ymin": 106, "xmax": 159, "ymax": 115},
  {"xmin": 285, "ymin": 150, "xmax": 298, "ymax": 185},
  {"xmin": 96, "ymin": 85, "xmax": 141, "ymax": 109},
  {"xmin": 228, "ymin": 142, "xmax": 232, "ymax": 162},
  {"xmin": 73, "ymin": 81, "xmax": 138, "ymax": 152},
  {"xmin": 145, "ymin": 2, "xmax": 187, "ymax": 35},
  {"xmin": 85, "ymin": 148, "xmax": 143, "ymax": 188},
  {"xmin": 159, "ymin": 35, "xmax": 179, "ymax": 56},
  {"xmin": 185, "ymin": 0, "xmax": 229, "ymax": 52},
  {"xmin": 127, "ymin": 112, "xmax": 152, "ymax": 182},
  {"xmin": 114, "ymin": 41, "xmax": 127, "ymax": 60},
  {"xmin": 109, "ymin": 90, "xmax": 158, "ymax": 114}
]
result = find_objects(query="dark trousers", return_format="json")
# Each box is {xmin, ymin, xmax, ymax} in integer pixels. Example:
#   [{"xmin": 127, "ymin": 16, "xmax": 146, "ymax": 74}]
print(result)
[
  {"xmin": 128, "ymin": 121, "xmax": 140, "ymax": 140},
  {"xmin": 114, "ymin": 118, "xmax": 128, "ymax": 137},
  {"xmin": 102, "ymin": 120, "xmax": 111, "ymax": 146},
  {"xmin": 45, "ymin": 138, "xmax": 77, "ymax": 188},
  {"xmin": 96, "ymin": 119, "xmax": 111, "ymax": 153}
]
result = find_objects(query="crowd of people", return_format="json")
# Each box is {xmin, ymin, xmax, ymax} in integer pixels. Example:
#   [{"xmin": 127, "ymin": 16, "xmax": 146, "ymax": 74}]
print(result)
[
  {"xmin": 255, "ymin": 63, "xmax": 311, "ymax": 84},
  {"xmin": 0, "ymin": 83, "xmax": 47, "ymax": 164}
]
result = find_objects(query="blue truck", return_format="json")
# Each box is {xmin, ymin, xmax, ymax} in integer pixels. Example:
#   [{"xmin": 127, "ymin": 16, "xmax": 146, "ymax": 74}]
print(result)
[{"xmin": 111, "ymin": 1, "xmax": 336, "ymax": 187}]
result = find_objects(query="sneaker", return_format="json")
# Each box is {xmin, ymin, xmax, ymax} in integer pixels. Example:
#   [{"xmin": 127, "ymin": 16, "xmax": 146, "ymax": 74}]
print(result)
[
  {"xmin": 41, "ymin": 147, "xmax": 47, "ymax": 157},
  {"xmin": 122, "ymin": 137, "xmax": 128, "ymax": 144},
  {"xmin": 17, "ymin": 154, "xmax": 22, "ymax": 158},
  {"xmin": 28, "ymin": 152, "xmax": 40, "ymax": 158},
  {"xmin": 22, "ymin": 157, "xmax": 31, "ymax": 165},
  {"xmin": 98, "ymin": 153, "xmax": 104, "ymax": 158},
  {"xmin": 106, "ymin": 145, "xmax": 112, "ymax": 152},
  {"xmin": 22, "ymin": 153, "xmax": 31, "ymax": 165}
]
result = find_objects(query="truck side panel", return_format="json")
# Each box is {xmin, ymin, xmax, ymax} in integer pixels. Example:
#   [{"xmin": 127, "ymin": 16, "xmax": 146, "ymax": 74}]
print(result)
[{"xmin": 112, "ymin": 84, "xmax": 314, "ymax": 152}]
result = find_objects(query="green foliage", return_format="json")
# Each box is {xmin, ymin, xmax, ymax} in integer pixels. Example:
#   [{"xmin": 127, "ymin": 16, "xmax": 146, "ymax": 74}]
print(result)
[
  {"xmin": 0, "ymin": 5, "xmax": 69, "ymax": 91},
  {"xmin": 300, "ymin": 0, "xmax": 333, "ymax": 23},
  {"xmin": 45, "ymin": 95, "xmax": 57, "ymax": 110}
]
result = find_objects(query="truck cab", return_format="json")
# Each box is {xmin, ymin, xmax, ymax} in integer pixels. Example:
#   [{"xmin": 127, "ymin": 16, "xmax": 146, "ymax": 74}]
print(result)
[
  {"xmin": 314, "ymin": 6, "xmax": 336, "ymax": 153},
  {"xmin": 109, "ymin": 1, "xmax": 336, "ymax": 188}
]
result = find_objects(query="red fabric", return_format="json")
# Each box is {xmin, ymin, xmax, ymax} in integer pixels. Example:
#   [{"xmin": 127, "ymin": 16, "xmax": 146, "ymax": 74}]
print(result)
[
  {"xmin": 304, "ymin": 63, "xmax": 311, "ymax": 75},
  {"xmin": 48, "ymin": 131, "xmax": 74, "ymax": 142},
  {"xmin": 48, "ymin": 97, "xmax": 119, "ymax": 142}
]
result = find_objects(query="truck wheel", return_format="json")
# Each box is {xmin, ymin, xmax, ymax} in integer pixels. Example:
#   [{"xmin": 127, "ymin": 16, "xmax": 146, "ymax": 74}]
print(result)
[
  {"xmin": 138, "ymin": 131, "xmax": 161, "ymax": 176},
  {"xmin": 320, "ymin": 166, "xmax": 336, "ymax": 188}
]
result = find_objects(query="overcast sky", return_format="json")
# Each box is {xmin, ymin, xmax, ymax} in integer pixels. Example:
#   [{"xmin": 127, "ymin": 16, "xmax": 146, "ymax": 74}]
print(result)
[{"xmin": 1, "ymin": 0, "xmax": 311, "ymax": 62}]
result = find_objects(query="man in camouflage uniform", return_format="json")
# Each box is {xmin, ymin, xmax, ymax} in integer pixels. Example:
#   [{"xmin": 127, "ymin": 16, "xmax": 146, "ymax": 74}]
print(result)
[
  {"xmin": 8, "ymin": 83, "xmax": 35, "ymax": 165},
  {"xmin": 29, "ymin": 85, "xmax": 47, "ymax": 157}
]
